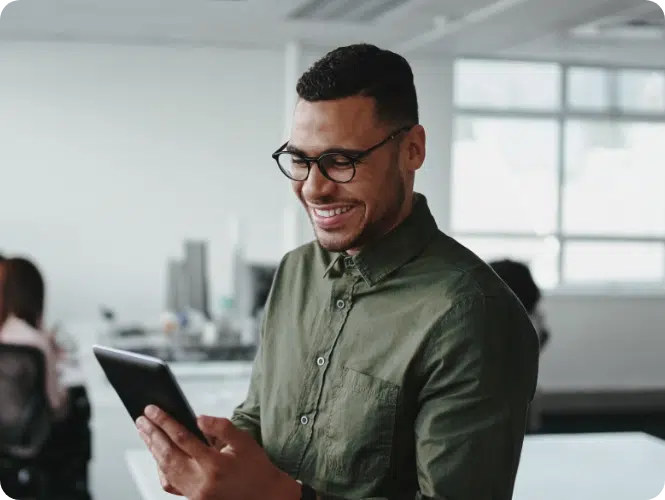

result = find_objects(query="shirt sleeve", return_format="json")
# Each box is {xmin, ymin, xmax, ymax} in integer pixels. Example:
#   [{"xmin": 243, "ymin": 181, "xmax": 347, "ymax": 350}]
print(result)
[
  {"xmin": 230, "ymin": 338, "xmax": 264, "ymax": 446},
  {"xmin": 412, "ymin": 293, "xmax": 540, "ymax": 500}
]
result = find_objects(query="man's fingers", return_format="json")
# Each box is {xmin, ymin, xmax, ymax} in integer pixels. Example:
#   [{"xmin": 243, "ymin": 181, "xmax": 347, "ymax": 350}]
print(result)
[
  {"xmin": 137, "ymin": 415, "xmax": 194, "ymax": 490},
  {"xmin": 149, "ymin": 426, "xmax": 188, "ymax": 472},
  {"xmin": 144, "ymin": 405, "xmax": 211, "ymax": 459},
  {"xmin": 197, "ymin": 416, "xmax": 246, "ymax": 449},
  {"xmin": 158, "ymin": 468, "xmax": 181, "ymax": 496}
]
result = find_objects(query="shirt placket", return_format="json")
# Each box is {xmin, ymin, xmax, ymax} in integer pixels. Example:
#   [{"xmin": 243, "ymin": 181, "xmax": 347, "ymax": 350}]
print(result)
[{"xmin": 292, "ymin": 261, "xmax": 360, "ymax": 478}]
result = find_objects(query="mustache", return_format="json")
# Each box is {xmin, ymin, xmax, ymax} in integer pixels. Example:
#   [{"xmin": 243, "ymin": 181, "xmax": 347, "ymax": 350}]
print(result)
[{"xmin": 303, "ymin": 196, "xmax": 359, "ymax": 205}]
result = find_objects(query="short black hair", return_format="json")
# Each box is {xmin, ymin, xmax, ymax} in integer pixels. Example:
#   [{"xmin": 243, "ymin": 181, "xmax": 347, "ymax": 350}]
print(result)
[{"xmin": 296, "ymin": 43, "xmax": 418, "ymax": 126}]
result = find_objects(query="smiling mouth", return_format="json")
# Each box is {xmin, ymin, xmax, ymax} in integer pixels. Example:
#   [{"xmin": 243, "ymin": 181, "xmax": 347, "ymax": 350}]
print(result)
[
  {"xmin": 309, "ymin": 205, "xmax": 356, "ymax": 229},
  {"xmin": 312, "ymin": 206, "xmax": 352, "ymax": 218}
]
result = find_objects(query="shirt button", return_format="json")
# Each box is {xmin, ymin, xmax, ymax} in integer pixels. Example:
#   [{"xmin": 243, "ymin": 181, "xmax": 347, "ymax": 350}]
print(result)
[
  {"xmin": 300, "ymin": 415, "xmax": 309, "ymax": 425},
  {"xmin": 316, "ymin": 357, "xmax": 325, "ymax": 366},
  {"xmin": 336, "ymin": 299, "xmax": 345, "ymax": 309}
]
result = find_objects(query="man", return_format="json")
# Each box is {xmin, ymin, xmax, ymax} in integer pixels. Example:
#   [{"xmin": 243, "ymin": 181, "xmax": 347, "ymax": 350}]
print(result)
[{"xmin": 136, "ymin": 44, "xmax": 540, "ymax": 499}]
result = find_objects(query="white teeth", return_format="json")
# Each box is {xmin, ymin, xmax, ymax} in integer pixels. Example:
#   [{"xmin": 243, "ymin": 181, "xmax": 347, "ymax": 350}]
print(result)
[{"xmin": 314, "ymin": 206, "xmax": 351, "ymax": 218}]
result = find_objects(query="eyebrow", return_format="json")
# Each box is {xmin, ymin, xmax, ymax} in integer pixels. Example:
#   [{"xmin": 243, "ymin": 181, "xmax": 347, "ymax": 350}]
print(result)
[{"xmin": 285, "ymin": 144, "xmax": 364, "ymax": 157}]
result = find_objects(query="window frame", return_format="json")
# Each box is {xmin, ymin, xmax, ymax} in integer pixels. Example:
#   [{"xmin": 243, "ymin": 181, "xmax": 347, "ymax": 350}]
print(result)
[{"xmin": 450, "ymin": 58, "xmax": 665, "ymax": 292}]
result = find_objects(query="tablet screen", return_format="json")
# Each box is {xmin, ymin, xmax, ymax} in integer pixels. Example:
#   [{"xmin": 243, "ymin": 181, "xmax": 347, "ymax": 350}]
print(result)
[{"xmin": 93, "ymin": 345, "xmax": 209, "ymax": 444}]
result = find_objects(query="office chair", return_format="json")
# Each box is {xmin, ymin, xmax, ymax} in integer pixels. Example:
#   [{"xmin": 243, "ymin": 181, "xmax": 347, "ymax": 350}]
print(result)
[
  {"xmin": 39, "ymin": 384, "xmax": 93, "ymax": 500},
  {"xmin": 0, "ymin": 344, "xmax": 53, "ymax": 500}
]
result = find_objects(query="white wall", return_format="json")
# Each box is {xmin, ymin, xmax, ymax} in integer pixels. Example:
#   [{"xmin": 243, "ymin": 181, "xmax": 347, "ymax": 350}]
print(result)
[
  {"xmin": 1, "ymin": 40, "xmax": 664, "ymax": 391},
  {"xmin": 0, "ymin": 41, "xmax": 289, "ymax": 324},
  {"xmin": 540, "ymin": 292, "xmax": 665, "ymax": 392}
]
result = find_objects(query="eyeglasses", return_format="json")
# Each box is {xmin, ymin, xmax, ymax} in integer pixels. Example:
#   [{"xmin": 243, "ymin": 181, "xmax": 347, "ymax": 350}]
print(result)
[{"xmin": 272, "ymin": 126, "xmax": 412, "ymax": 184}]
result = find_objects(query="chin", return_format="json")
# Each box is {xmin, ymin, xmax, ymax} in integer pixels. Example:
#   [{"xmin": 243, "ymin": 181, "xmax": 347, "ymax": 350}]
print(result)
[{"xmin": 314, "ymin": 229, "xmax": 359, "ymax": 253}]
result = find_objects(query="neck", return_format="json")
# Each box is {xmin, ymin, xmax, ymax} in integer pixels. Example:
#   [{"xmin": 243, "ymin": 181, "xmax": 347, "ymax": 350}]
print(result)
[{"xmin": 345, "ymin": 194, "xmax": 416, "ymax": 256}]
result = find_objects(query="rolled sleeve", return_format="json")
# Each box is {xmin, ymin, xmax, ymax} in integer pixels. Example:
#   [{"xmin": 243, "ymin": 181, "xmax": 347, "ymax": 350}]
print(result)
[{"xmin": 230, "ymin": 330, "xmax": 265, "ymax": 446}]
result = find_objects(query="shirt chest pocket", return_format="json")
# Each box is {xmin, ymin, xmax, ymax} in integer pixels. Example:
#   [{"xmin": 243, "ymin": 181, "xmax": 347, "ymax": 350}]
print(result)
[{"xmin": 322, "ymin": 366, "xmax": 400, "ymax": 488}]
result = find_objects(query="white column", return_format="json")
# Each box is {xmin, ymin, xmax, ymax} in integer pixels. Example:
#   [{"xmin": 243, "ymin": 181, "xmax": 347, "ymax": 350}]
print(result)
[
  {"xmin": 283, "ymin": 41, "xmax": 301, "ymax": 138},
  {"xmin": 411, "ymin": 57, "xmax": 454, "ymax": 233},
  {"xmin": 282, "ymin": 41, "xmax": 313, "ymax": 250}
]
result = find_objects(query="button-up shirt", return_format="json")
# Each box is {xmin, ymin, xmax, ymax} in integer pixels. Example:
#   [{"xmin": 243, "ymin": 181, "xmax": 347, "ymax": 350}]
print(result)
[{"xmin": 231, "ymin": 193, "xmax": 540, "ymax": 499}]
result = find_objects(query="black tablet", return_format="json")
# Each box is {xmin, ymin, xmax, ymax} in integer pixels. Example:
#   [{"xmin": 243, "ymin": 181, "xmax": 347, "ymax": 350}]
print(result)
[{"xmin": 92, "ymin": 345, "xmax": 209, "ymax": 445}]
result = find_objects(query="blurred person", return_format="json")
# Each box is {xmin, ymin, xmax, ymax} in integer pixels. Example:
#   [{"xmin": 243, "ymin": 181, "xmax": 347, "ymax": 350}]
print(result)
[
  {"xmin": 136, "ymin": 44, "xmax": 539, "ymax": 500},
  {"xmin": 0, "ymin": 252, "xmax": 5, "ymax": 283},
  {"xmin": 489, "ymin": 259, "xmax": 551, "ymax": 351},
  {"xmin": 0, "ymin": 256, "xmax": 69, "ymax": 419}
]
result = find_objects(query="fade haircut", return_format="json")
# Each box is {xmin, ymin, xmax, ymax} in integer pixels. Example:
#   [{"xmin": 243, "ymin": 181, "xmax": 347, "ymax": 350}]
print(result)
[{"xmin": 296, "ymin": 43, "xmax": 419, "ymax": 127}]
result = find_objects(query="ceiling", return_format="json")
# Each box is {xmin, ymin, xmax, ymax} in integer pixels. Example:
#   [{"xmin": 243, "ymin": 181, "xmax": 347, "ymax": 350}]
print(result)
[{"xmin": 0, "ymin": 0, "xmax": 663, "ymax": 66}]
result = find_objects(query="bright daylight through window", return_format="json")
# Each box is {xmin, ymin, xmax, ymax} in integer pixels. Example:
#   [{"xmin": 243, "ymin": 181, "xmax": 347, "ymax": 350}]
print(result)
[{"xmin": 451, "ymin": 60, "xmax": 665, "ymax": 289}]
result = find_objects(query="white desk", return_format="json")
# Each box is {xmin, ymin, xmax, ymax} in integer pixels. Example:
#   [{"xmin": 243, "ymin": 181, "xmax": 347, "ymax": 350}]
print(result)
[
  {"xmin": 126, "ymin": 450, "xmax": 175, "ymax": 500},
  {"xmin": 513, "ymin": 432, "xmax": 665, "ymax": 499},
  {"xmin": 126, "ymin": 432, "xmax": 665, "ymax": 500}
]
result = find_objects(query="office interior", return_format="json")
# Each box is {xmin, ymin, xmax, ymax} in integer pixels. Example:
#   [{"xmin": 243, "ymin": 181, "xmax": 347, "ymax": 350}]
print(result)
[{"xmin": 1, "ymin": 0, "xmax": 664, "ymax": 498}]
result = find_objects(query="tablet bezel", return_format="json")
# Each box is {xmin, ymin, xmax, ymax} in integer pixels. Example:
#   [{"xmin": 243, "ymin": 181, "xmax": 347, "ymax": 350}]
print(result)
[{"xmin": 92, "ymin": 344, "xmax": 209, "ymax": 445}]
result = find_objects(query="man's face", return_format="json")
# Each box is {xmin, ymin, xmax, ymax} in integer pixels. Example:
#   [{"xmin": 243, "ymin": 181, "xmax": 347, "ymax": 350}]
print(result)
[{"xmin": 288, "ymin": 96, "xmax": 425, "ymax": 253}]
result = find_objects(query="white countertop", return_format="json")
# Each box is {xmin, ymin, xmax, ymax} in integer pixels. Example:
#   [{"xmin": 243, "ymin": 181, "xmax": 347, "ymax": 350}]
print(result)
[{"xmin": 513, "ymin": 432, "xmax": 665, "ymax": 500}]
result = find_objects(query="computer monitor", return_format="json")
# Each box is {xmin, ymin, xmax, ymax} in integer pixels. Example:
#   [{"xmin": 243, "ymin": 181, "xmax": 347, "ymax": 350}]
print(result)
[
  {"xmin": 233, "ymin": 252, "xmax": 277, "ymax": 321},
  {"xmin": 248, "ymin": 264, "xmax": 277, "ymax": 317}
]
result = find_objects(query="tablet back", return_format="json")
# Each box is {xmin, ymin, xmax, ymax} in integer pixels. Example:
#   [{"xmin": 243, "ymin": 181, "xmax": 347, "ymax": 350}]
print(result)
[{"xmin": 92, "ymin": 345, "xmax": 208, "ymax": 443}]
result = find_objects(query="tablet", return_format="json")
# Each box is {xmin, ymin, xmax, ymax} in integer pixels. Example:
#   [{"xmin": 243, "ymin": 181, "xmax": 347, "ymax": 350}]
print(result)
[{"xmin": 92, "ymin": 345, "xmax": 209, "ymax": 445}]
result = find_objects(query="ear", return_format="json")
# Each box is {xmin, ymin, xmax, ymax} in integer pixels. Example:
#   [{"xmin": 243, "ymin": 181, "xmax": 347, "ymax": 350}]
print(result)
[{"xmin": 405, "ymin": 125, "xmax": 426, "ymax": 172}]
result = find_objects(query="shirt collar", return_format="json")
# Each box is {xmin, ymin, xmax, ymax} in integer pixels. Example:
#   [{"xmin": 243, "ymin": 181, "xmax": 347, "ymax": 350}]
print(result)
[
  {"xmin": 323, "ymin": 193, "xmax": 438, "ymax": 286},
  {"xmin": 0, "ymin": 315, "xmax": 38, "ymax": 337}
]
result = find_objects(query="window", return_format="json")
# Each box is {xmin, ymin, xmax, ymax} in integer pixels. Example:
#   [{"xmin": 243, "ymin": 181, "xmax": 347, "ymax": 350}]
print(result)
[
  {"xmin": 457, "ymin": 236, "xmax": 560, "ymax": 288},
  {"xmin": 452, "ymin": 59, "xmax": 665, "ymax": 289},
  {"xmin": 451, "ymin": 117, "xmax": 559, "ymax": 234},
  {"xmin": 566, "ymin": 67, "xmax": 665, "ymax": 113},
  {"xmin": 616, "ymin": 70, "xmax": 665, "ymax": 113},
  {"xmin": 563, "ymin": 120, "xmax": 665, "ymax": 237},
  {"xmin": 563, "ymin": 241, "xmax": 665, "ymax": 284},
  {"xmin": 454, "ymin": 60, "xmax": 560, "ymax": 110},
  {"xmin": 567, "ymin": 67, "xmax": 611, "ymax": 111}
]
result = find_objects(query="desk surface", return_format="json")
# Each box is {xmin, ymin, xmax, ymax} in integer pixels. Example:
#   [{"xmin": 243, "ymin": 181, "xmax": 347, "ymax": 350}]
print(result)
[
  {"xmin": 126, "ymin": 450, "xmax": 173, "ymax": 500},
  {"xmin": 513, "ymin": 432, "xmax": 665, "ymax": 499},
  {"xmin": 126, "ymin": 432, "xmax": 665, "ymax": 500}
]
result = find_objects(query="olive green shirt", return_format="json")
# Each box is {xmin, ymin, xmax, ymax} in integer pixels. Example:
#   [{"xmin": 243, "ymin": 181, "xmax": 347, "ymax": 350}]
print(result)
[{"xmin": 231, "ymin": 193, "xmax": 540, "ymax": 499}]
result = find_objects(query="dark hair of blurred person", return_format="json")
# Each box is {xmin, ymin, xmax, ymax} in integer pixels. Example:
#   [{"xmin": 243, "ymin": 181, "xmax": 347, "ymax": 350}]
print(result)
[
  {"xmin": 0, "ymin": 257, "xmax": 45, "ymax": 329},
  {"xmin": 489, "ymin": 259, "xmax": 550, "ymax": 351},
  {"xmin": 0, "ymin": 257, "xmax": 68, "ymax": 416}
]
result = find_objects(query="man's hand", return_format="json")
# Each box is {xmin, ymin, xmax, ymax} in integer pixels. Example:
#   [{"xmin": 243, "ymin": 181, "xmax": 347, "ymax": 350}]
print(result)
[
  {"xmin": 157, "ymin": 468, "xmax": 180, "ymax": 496},
  {"xmin": 135, "ymin": 405, "xmax": 301, "ymax": 500}
]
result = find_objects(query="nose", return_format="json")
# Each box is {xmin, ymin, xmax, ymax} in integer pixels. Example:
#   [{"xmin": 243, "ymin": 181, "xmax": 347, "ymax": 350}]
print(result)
[{"xmin": 301, "ymin": 161, "xmax": 337, "ymax": 200}]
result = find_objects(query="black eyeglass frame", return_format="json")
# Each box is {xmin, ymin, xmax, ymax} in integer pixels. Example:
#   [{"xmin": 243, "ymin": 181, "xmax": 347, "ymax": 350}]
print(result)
[{"xmin": 271, "ymin": 125, "xmax": 413, "ymax": 184}]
